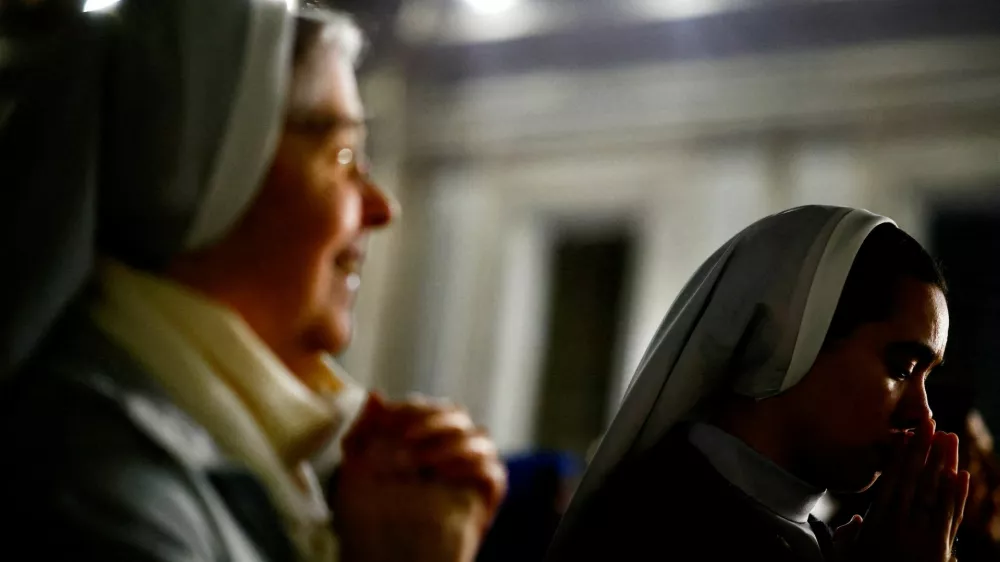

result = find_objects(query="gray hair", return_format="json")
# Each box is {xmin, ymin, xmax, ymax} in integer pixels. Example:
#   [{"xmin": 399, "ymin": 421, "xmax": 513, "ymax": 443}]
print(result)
[{"xmin": 293, "ymin": 6, "xmax": 366, "ymax": 69}]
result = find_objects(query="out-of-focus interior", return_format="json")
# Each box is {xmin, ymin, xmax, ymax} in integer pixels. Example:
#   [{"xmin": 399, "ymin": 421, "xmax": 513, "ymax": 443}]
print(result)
[
  {"xmin": 325, "ymin": 3, "xmax": 1000, "ymax": 556},
  {"xmin": 18, "ymin": 1, "xmax": 1000, "ymax": 559},
  {"xmin": 342, "ymin": 0, "xmax": 1000, "ymax": 454}
]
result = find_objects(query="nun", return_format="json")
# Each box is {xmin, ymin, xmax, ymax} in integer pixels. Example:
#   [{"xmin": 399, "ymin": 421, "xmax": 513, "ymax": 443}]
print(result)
[
  {"xmin": 545, "ymin": 206, "xmax": 969, "ymax": 562},
  {"xmin": 0, "ymin": 2, "xmax": 504, "ymax": 561}
]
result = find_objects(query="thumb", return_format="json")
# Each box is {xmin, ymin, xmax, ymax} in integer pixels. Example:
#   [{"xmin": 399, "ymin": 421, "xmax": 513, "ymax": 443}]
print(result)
[{"xmin": 833, "ymin": 514, "xmax": 863, "ymax": 544}]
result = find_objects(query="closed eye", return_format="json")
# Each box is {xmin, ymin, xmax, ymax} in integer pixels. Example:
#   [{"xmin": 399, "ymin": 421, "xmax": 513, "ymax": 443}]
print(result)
[
  {"xmin": 883, "ymin": 340, "xmax": 942, "ymax": 381},
  {"xmin": 887, "ymin": 361, "xmax": 917, "ymax": 380},
  {"xmin": 285, "ymin": 112, "xmax": 368, "ymax": 140}
]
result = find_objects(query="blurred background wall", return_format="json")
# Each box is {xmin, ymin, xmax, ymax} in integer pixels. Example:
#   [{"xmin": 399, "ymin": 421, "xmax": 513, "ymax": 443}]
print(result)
[{"xmin": 337, "ymin": 0, "xmax": 1000, "ymax": 457}]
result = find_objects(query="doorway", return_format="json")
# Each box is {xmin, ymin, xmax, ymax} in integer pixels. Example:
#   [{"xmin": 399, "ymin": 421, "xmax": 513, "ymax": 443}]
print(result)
[{"xmin": 533, "ymin": 227, "xmax": 635, "ymax": 455}]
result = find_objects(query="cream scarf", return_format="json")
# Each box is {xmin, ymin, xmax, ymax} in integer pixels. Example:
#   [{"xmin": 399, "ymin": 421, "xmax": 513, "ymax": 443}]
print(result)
[{"xmin": 91, "ymin": 260, "xmax": 362, "ymax": 562}]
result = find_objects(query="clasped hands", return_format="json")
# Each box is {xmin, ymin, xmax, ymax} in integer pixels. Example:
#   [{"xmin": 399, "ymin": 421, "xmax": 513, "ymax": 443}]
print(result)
[
  {"xmin": 332, "ymin": 393, "xmax": 508, "ymax": 562},
  {"xmin": 835, "ymin": 419, "xmax": 971, "ymax": 562}
]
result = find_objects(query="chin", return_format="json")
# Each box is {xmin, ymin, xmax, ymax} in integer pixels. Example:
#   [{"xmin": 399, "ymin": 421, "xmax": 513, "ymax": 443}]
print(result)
[
  {"xmin": 304, "ymin": 313, "xmax": 353, "ymax": 357},
  {"xmin": 827, "ymin": 467, "xmax": 881, "ymax": 494},
  {"xmin": 852, "ymin": 471, "xmax": 882, "ymax": 493},
  {"xmin": 325, "ymin": 313, "xmax": 354, "ymax": 355}
]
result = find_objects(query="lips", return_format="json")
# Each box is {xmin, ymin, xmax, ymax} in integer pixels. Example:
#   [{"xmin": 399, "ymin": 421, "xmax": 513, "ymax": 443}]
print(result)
[{"xmin": 334, "ymin": 244, "xmax": 366, "ymax": 289}]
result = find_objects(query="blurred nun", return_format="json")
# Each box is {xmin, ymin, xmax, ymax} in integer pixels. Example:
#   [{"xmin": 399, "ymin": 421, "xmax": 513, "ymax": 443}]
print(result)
[{"xmin": 0, "ymin": 2, "xmax": 504, "ymax": 561}]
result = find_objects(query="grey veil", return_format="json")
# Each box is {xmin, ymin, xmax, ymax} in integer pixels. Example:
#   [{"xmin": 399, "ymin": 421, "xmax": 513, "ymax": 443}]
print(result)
[
  {"xmin": 547, "ymin": 205, "xmax": 894, "ymax": 559},
  {"xmin": 0, "ymin": 0, "xmax": 295, "ymax": 375}
]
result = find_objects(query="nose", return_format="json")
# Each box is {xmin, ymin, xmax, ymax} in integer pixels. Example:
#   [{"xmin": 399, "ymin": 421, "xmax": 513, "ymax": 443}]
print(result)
[
  {"xmin": 895, "ymin": 379, "xmax": 933, "ymax": 431},
  {"xmin": 360, "ymin": 175, "xmax": 399, "ymax": 229}
]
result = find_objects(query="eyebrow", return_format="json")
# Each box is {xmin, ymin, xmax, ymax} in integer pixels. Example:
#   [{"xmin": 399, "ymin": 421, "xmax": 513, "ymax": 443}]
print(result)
[{"xmin": 885, "ymin": 341, "xmax": 944, "ymax": 368}]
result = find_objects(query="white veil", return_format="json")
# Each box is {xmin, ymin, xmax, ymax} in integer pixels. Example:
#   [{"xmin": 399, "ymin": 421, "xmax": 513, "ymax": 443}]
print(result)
[{"xmin": 0, "ymin": 0, "xmax": 295, "ymax": 374}]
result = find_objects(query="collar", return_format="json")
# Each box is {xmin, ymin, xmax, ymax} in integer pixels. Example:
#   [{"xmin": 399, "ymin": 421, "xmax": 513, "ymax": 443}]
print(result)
[
  {"xmin": 689, "ymin": 422, "xmax": 826, "ymax": 524},
  {"xmin": 92, "ymin": 259, "xmax": 352, "ymax": 562},
  {"xmin": 95, "ymin": 260, "xmax": 341, "ymax": 465}
]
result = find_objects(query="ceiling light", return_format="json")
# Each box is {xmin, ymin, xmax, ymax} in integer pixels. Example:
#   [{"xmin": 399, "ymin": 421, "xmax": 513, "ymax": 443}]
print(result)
[
  {"xmin": 462, "ymin": 0, "xmax": 520, "ymax": 16},
  {"xmin": 83, "ymin": 0, "xmax": 121, "ymax": 12}
]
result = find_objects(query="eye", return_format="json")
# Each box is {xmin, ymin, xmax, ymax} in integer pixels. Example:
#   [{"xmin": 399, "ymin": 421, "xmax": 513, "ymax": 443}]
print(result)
[
  {"xmin": 886, "ymin": 359, "xmax": 918, "ymax": 381},
  {"xmin": 286, "ymin": 115, "xmax": 336, "ymax": 137}
]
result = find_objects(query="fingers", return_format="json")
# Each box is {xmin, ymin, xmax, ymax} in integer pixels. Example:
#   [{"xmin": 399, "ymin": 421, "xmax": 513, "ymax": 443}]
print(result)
[
  {"xmin": 344, "ymin": 394, "xmax": 468, "ymax": 450},
  {"xmin": 409, "ymin": 427, "xmax": 503, "ymax": 496},
  {"xmin": 872, "ymin": 429, "xmax": 913, "ymax": 521},
  {"xmin": 897, "ymin": 418, "xmax": 936, "ymax": 518},
  {"xmin": 346, "ymin": 401, "xmax": 500, "ymax": 470},
  {"xmin": 952, "ymin": 470, "xmax": 971, "ymax": 546},
  {"xmin": 340, "ymin": 395, "xmax": 508, "ymax": 511},
  {"xmin": 374, "ymin": 404, "xmax": 487, "ymax": 466},
  {"xmin": 370, "ymin": 396, "xmax": 471, "ymax": 442},
  {"xmin": 403, "ymin": 392, "xmax": 456, "ymax": 408},
  {"xmin": 934, "ymin": 432, "xmax": 962, "ymax": 545},
  {"xmin": 400, "ymin": 425, "xmax": 506, "ymax": 515},
  {"xmin": 940, "ymin": 432, "xmax": 960, "ymax": 474},
  {"xmin": 833, "ymin": 514, "xmax": 863, "ymax": 545},
  {"xmin": 930, "ymin": 454, "xmax": 969, "ymax": 555},
  {"xmin": 420, "ymin": 455, "xmax": 509, "ymax": 514},
  {"xmin": 388, "ymin": 395, "xmax": 460, "ymax": 422},
  {"xmin": 932, "ymin": 470, "xmax": 958, "ymax": 548},
  {"xmin": 402, "ymin": 409, "xmax": 478, "ymax": 442},
  {"xmin": 359, "ymin": 428, "xmax": 497, "ymax": 476},
  {"xmin": 917, "ymin": 434, "xmax": 946, "ymax": 515},
  {"xmin": 412, "ymin": 430, "xmax": 496, "ymax": 463}
]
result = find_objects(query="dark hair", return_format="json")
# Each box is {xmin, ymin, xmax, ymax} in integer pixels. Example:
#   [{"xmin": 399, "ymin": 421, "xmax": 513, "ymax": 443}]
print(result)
[{"xmin": 823, "ymin": 223, "xmax": 947, "ymax": 346}]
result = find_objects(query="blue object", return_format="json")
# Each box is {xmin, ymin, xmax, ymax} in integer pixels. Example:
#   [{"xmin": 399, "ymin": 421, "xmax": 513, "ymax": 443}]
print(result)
[{"xmin": 477, "ymin": 450, "xmax": 586, "ymax": 562}]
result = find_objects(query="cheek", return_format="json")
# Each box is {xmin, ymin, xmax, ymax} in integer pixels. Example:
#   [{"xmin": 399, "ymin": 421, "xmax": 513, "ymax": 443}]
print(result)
[
  {"xmin": 303, "ymin": 187, "xmax": 364, "ymax": 310},
  {"xmin": 303, "ymin": 158, "xmax": 364, "ymax": 253},
  {"xmin": 250, "ymin": 153, "xmax": 359, "ymax": 308},
  {"xmin": 807, "ymin": 355, "xmax": 896, "ymax": 438},
  {"xmin": 840, "ymin": 381, "xmax": 902, "ymax": 449},
  {"xmin": 318, "ymin": 188, "xmax": 363, "ymax": 253}
]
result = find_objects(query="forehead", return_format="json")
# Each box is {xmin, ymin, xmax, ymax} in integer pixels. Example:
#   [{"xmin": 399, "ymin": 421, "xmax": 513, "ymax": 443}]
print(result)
[
  {"xmin": 879, "ymin": 278, "xmax": 950, "ymax": 358},
  {"xmin": 288, "ymin": 42, "xmax": 364, "ymax": 122}
]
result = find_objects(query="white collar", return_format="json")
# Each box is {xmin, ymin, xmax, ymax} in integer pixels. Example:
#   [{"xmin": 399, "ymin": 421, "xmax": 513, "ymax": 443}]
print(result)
[
  {"xmin": 92, "ymin": 259, "xmax": 351, "ymax": 562},
  {"xmin": 689, "ymin": 422, "xmax": 826, "ymax": 524}
]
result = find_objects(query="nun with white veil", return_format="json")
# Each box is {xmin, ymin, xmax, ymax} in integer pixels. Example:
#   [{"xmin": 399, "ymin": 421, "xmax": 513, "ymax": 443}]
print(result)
[
  {"xmin": 0, "ymin": 2, "xmax": 504, "ymax": 561},
  {"xmin": 545, "ymin": 206, "xmax": 970, "ymax": 562}
]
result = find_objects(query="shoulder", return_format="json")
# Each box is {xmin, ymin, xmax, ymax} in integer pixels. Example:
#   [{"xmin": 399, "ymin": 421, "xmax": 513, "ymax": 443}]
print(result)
[
  {"xmin": 549, "ymin": 432, "xmax": 723, "ymax": 560},
  {"xmin": 549, "ymin": 429, "xmax": 791, "ymax": 561},
  {"xmin": 0, "ymin": 322, "xmax": 225, "ymax": 561}
]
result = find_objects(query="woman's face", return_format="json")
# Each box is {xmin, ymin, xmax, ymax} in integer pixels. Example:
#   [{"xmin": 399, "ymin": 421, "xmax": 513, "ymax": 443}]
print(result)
[
  {"xmin": 186, "ymin": 41, "xmax": 395, "ymax": 377},
  {"xmin": 783, "ymin": 278, "xmax": 949, "ymax": 492}
]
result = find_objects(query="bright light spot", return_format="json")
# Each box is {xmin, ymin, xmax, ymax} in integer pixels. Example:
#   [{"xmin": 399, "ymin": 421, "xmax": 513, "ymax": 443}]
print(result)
[
  {"xmin": 462, "ymin": 0, "xmax": 520, "ymax": 16},
  {"xmin": 627, "ymin": 0, "xmax": 740, "ymax": 21},
  {"xmin": 83, "ymin": 0, "xmax": 121, "ymax": 12}
]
